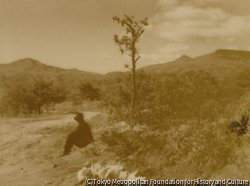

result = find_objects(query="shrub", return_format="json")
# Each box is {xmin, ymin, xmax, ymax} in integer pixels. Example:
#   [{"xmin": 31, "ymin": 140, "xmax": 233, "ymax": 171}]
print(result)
[{"xmin": 101, "ymin": 117, "xmax": 243, "ymax": 179}]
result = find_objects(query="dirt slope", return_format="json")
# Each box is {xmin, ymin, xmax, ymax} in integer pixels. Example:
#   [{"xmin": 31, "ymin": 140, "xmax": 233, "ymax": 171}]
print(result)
[{"xmin": 0, "ymin": 112, "xmax": 114, "ymax": 186}]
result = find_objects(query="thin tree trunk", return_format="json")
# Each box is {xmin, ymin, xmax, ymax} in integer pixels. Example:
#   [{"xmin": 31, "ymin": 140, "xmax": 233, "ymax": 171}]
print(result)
[
  {"xmin": 131, "ymin": 39, "xmax": 137, "ymax": 116},
  {"xmin": 132, "ymin": 60, "xmax": 136, "ymax": 115}
]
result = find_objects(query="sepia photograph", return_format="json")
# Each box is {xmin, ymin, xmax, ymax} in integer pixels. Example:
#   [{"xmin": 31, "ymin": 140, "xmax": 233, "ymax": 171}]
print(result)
[{"xmin": 1, "ymin": 0, "xmax": 250, "ymax": 185}]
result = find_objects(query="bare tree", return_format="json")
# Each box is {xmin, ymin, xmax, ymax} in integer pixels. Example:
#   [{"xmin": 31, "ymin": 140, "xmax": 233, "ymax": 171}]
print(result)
[{"xmin": 113, "ymin": 15, "xmax": 148, "ymax": 115}]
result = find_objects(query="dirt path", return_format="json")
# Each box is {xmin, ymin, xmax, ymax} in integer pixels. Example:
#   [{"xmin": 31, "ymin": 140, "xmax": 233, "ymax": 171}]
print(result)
[{"xmin": 0, "ymin": 112, "xmax": 114, "ymax": 186}]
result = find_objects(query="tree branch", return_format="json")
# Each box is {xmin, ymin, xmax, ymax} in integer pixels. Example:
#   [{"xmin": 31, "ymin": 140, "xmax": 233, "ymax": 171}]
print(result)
[
  {"xmin": 135, "ymin": 56, "xmax": 141, "ymax": 63},
  {"xmin": 136, "ymin": 29, "xmax": 144, "ymax": 40}
]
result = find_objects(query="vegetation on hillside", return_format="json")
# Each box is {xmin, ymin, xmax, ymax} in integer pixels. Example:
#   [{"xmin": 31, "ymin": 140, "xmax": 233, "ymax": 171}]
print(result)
[
  {"xmin": 100, "ymin": 69, "xmax": 250, "ymax": 179},
  {"xmin": 78, "ymin": 83, "xmax": 100, "ymax": 101},
  {"xmin": 0, "ymin": 80, "xmax": 67, "ymax": 115}
]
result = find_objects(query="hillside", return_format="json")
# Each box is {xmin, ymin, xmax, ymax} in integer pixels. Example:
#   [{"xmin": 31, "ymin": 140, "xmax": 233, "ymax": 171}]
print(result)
[
  {"xmin": 0, "ymin": 58, "xmax": 104, "ymax": 95},
  {"xmin": 140, "ymin": 49, "xmax": 250, "ymax": 84},
  {"xmin": 1, "ymin": 49, "xmax": 250, "ymax": 97}
]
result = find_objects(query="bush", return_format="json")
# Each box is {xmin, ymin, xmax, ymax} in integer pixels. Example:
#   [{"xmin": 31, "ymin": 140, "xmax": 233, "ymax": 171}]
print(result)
[
  {"xmin": 101, "ymin": 117, "xmax": 243, "ymax": 179},
  {"xmin": 104, "ymin": 70, "xmax": 233, "ymax": 128}
]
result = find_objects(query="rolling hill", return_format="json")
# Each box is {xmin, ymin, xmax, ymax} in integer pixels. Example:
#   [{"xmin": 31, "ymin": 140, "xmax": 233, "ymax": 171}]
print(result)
[
  {"xmin": 1, "ymin": 49, "xmax": 250, "ymax": 97},
  {"xmin": 0, "ymin": 58, "xmax": 104, "ymax": 95},
  {"xmin": 141, "ymin": 49, "xmax": 250, "ymax": 81}
]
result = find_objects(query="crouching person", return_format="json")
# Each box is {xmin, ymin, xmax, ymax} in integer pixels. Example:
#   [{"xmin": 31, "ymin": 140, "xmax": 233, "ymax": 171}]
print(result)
[{"xmin": 63, "ymin": 113, "xmax": 94, "ymax": 156}]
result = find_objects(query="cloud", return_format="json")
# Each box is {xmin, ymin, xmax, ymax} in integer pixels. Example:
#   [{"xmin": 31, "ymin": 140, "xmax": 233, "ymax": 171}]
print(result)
[
  {"xmin": 139, "ymin": 43, "xmax": 189, "ymax": 66},
  {"xmin": 157, "ymin": 0, "xmax": 250, "ymax": 15},
  {"xmin": 157, "ymin": 0, "xmax": 180, "ymax": 10},
  {"xmin": 150, "ymin": 1, "xmax": 250, "ymax": 43}
]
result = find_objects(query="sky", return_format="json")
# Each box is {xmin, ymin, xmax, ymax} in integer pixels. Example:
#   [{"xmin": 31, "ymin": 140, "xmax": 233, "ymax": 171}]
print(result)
[{"xmin": 1, "ymin": 0, "xmax": 250, "ymax": 74}]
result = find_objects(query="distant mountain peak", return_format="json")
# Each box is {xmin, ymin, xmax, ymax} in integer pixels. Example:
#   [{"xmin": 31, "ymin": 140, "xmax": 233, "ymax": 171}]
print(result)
[
  {"xmin": 11, "ymin": 58, "xmax": 42, "ymax": 66},
  {"xmin": 176, "ymin": 55, "xmax": 192, "ymax": 61},
  {"xmin": 0, "ymin": 58, "xmax": 66, "ymax": 75}
]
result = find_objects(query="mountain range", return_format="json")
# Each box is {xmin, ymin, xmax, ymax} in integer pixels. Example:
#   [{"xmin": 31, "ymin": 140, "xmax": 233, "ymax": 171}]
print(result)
[{"xmin": 0, "ymin": 49, "xmax": 250, "ymax": 97}]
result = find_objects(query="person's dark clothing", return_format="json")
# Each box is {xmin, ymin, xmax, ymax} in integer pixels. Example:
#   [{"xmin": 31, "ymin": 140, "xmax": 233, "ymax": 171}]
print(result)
[{"xmin": 63, "ymin": 114, "xmax": 94, "ymax": 155}]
